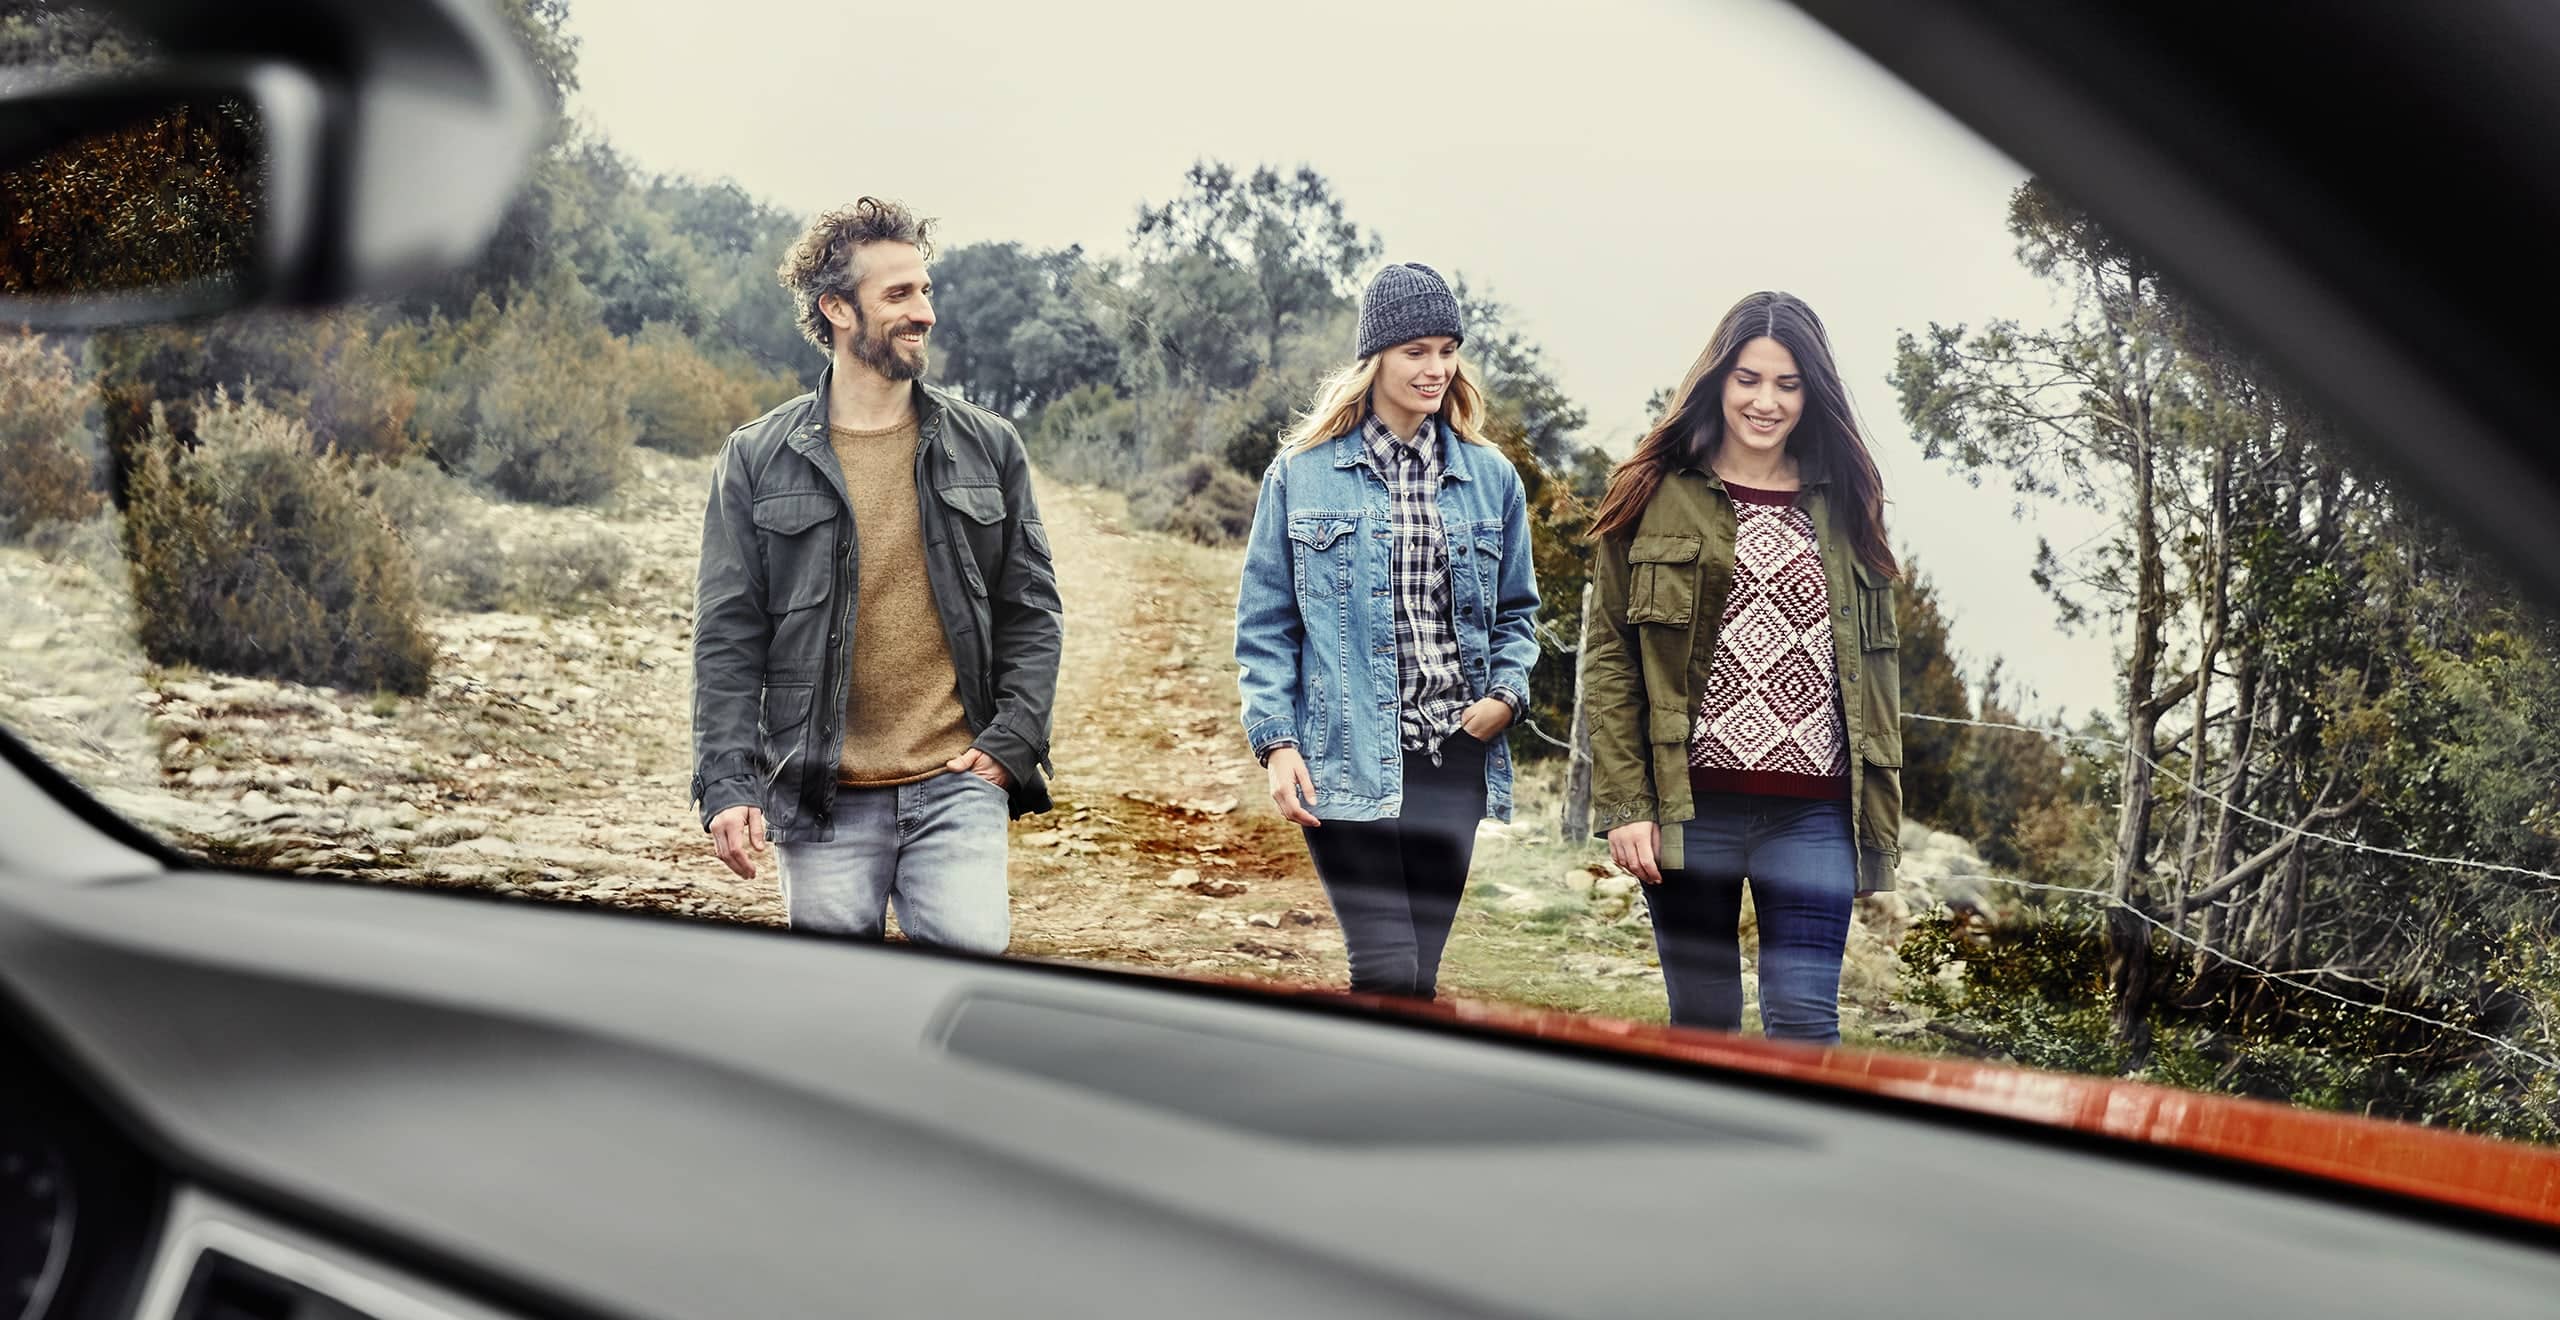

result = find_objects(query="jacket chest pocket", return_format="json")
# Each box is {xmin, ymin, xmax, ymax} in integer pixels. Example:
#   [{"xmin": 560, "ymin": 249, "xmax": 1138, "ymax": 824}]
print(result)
[
  {"xmin": 1624, "ymin": 533, "xmax": 1702, "ymax": 626},
  {"xmin": 1288, "ymin": 515, "xmax": 1359, "ymax": 599},
  {"xmin": 753, "ymin": 492, "xmax": 840, "ymax": 613},
  {"xmin": 937, "ymin": 483, "xmax": 1007, "ymax": 591}
]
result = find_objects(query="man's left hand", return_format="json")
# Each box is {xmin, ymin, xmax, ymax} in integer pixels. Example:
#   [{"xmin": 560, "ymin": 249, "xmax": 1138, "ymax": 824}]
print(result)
[
  {"xmin": 947, "ymin": 746, "xmax": 1012, "ymax": 789},
  {"xmin": 1461, "ymin": 696, "xmax": 1515, "ymax": 741}
]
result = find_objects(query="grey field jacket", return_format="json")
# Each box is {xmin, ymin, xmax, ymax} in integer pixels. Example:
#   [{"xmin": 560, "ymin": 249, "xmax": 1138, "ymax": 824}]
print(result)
[{"xmin": 690, "ymin": 370, "xmax": 1062, "ymax": 839}]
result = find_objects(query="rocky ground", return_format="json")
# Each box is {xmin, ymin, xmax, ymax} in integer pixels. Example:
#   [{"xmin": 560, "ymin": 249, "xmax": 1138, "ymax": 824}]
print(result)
[{"xmin": 0, "ymin": 451, "xmax": 2003, "ymax": 1036}]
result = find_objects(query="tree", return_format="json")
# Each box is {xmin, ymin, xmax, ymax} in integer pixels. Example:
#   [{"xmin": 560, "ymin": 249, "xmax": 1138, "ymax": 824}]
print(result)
[
  {"xmin": 1453, "ymin": 277, "xmax": 1589, "ymax": 470},
  {"xmin": 1896, "ymin": 180, "xmax": 2560, "ymax": 1127},
  {"xmin": 1895, "ymin": 561, "xmax": 1975, "ymax": 833},
  {"xmin": 1893, "ymin": 179, "xmax": 2197, "ymax": 1048},
  {"xmin": 1132, "ymin": 161, "xmax": 1379, "ymax": 377},
  {"xmin": 932, "ymin": 242, "xmax": 1117, "ymax": 416}
]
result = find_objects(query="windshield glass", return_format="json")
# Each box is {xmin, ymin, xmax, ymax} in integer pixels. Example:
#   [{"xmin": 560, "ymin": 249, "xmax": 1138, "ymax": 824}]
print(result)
[{"xmin": 4, "ymin": 0, "xmax": 2555, "ymax": 1156}]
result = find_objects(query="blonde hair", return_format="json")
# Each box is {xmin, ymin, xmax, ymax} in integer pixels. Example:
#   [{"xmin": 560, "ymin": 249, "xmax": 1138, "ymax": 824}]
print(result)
[{"xmin": 1279, "ymin": 351, "xmax": 1490, "ymax": 456}]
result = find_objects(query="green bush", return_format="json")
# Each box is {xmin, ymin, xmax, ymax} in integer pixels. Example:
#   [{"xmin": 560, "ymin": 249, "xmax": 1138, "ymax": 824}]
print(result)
[
  {"xmin": 1217, "ymin": 369, "xmax": 1309, "ymax": 477},
  {"xmin": 1130, "ymin": 455, "xmax": 1257, "ymax": 546},
  {"xmin": 361, "ymin": 459, "xmax": 628, "ymax": 614},
  {"xmin": 416, "ymin": 273, "xmax": 636, "ymax": 505},
  {"xmin": 0, "ymin": 330, "xmax": 105, "ymax": 542},
  {"xmin": 1025, "ymin": 383, "xmax": 1143, "ymax": 488},
  {"xmin": 302, "ymin": 314, "xmax": 424, "ymax": 462},
  {"xmin": 125, "ymin": 392, "xmax": 434, "ymax": 694}
]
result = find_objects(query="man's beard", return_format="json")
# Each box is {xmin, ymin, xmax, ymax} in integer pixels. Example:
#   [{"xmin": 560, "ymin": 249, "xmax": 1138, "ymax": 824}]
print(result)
[{"xmin": 852, "ymin": 308, "xmax": 928, "ymax": 381}]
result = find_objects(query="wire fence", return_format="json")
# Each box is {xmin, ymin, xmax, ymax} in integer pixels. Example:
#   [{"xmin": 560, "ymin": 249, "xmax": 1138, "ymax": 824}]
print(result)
[
  {"xmin": 1521, "ymin": 639, "xmax": 2558, "ymax": 1072},
  {"xmin": 1904, "ymin": 711, "xmax": 2560, "ymax": 890}
]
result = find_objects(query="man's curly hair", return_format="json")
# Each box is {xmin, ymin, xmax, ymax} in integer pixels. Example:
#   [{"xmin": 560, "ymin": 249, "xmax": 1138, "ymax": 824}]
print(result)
[{"xmin": 776, "ymin": 197, "xmax": 936, "ymax": 355}]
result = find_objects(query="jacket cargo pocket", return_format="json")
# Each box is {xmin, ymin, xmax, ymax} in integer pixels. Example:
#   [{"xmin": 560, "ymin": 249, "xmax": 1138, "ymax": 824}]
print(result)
[
  {"xmin": 1625, "ymin": 533, "xmax": 1701, "ymax": 626},
  {"xmin": 757, "ymin": 681, "xmax": 815, "ymax": 787},
  {"xmin": 1858, "ymin": 731, "xmax": 1902, "ymax": 860},
  {"xmin": 1854, "ymin": 559, "xmax": 1899, "ymax": 650},
  {"xmin": 752, "ymin": 493, "xmax": 838, "ymax": 614}
]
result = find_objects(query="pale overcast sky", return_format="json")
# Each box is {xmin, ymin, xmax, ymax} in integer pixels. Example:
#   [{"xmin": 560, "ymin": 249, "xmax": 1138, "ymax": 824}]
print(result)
[{"xmin": 562, "ymin": 0, "xmax": 2122, "ymax": 719}]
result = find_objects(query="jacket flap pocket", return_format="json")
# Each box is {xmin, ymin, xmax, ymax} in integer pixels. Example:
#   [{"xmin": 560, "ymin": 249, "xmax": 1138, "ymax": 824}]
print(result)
[
  {"xmin": 938, "ymin": 483, "xmax": 1006, "ymax": 525},
  {"xmin": 752, "ymin": 492, "xmax": 837, "ymax": 535},
  {"xmin": 1854, "ymin": 560, "xmax": 1900, "ymax": 649},
  {"xmin": 1288, "ymin": 515, "xmax": 1358, "ymax": 551},
  {"xmin": 1648, "ymin": 707, "xmax": 1692, "ymax": 744},
  {"xmin": 1861, "ymin": 729, "xmax": 1902, "ymax": 767},
  {"xmin": 1628, "ymin": 533, "xmax": 1701, "ymax": 564},
  {"xmin": 759, "ymin": 682, "xmax": 814, "ymax": 736}
]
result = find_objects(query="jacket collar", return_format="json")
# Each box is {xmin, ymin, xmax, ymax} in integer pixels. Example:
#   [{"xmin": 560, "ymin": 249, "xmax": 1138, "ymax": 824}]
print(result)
[
  {"xmin": 789, "ymin": 362, "xmax": 954, "ymax": 461},
  {"xmin": 1680, "ymin": 441, "xmax": 1832, "ymax": 493},
  {"xmin": 1330, "ymin": 413, "xmax": 1476, "ymax": 482}
]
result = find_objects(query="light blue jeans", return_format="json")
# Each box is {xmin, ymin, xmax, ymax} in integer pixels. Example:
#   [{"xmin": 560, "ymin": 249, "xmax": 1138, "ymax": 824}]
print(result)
[{"xmin": 775, "ymin": 771, "xmax": 1012, "ymax": 954}]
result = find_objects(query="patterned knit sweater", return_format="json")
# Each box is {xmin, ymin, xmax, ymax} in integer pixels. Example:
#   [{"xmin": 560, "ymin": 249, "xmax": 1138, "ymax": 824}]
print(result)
[{"xmin": 1688, "ymin": 482, "xmax": 1849, "ymax": 801}]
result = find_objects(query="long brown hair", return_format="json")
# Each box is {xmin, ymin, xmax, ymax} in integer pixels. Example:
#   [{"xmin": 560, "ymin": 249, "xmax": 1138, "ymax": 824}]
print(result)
[{"xmin": 1589, "ymin": 291, "xmax": 1896, "ymax": 579}]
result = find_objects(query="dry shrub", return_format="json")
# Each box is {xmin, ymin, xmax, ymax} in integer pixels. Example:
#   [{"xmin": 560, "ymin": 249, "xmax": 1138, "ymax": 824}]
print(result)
[
  {"xmin": 511, "ymin": 531, "xmax": 629, "ymax": 610},
  {"xmin": 125, "ymin": 392, "xmax": 432, "ymax": 693},
  {"xmin": 362, "ymin": 459, "xmax": 627, "ymax": 614},
  {"xmin": 302, "ymin": 314, "xmax": 424, "ymax": 461},
  {"xmin": 623, "ymin": 322, "xmax": 789, "ymax": 455},
  {"xmin": 1130, "ymin": 455, "xmax": 1257, "ymax": 546},
  {"xmin": 0, "ymin": 330, "xmax": 105, "ymax": 542}
]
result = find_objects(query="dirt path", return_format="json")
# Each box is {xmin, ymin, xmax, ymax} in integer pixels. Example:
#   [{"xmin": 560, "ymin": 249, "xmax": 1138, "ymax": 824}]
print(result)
[
  {"xmin": 1001, "ymin": 484, "xmax": 1342, "ymax": 983},
  {"xmin": 0, "ymin": 459, "xmax": 1348, "ymax": 983}
]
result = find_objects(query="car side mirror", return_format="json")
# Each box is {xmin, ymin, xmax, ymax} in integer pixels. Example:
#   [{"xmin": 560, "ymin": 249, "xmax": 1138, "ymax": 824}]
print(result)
[{"xmin": 0, "ymin": 0, "xmax": 543, "ymax": 328}]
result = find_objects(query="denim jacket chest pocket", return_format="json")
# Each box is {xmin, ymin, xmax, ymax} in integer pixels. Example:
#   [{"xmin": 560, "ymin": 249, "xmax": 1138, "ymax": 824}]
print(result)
[{"xmin": 1288, "ymin": 514, "xmax": 1360, "ymax": 600}]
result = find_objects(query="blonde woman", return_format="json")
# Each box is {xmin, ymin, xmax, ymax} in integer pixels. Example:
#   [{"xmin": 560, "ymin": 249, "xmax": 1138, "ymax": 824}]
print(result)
[{"xmin": 1233, "ymin": 263, "xmax": 1543, "ymax": 999}]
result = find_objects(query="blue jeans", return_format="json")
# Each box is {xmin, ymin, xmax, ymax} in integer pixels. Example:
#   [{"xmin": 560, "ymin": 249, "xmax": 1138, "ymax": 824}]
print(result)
[
  {"xmin": 1642, "ymin": 794, "xmax": 1856, "ymax": 1043},
  {"xmin": 775, "ymin": 771, "xmax": 1012, "ymax": 954}
]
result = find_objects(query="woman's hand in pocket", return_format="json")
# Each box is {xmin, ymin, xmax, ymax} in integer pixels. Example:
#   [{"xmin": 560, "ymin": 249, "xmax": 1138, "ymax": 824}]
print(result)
[
  {"xmin": 1460, "ymin": 696, "xmax": 1514, "ymax": 741},
  {"xmin": 1608, "ymin": 820, "xmax": 1663, "ymax": 885}
]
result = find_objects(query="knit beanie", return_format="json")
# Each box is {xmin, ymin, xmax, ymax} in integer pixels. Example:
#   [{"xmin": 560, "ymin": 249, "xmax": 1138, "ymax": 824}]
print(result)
[{"xmin": 1356, "ymin": 262, "xmax": 1466, "ymax": 360}]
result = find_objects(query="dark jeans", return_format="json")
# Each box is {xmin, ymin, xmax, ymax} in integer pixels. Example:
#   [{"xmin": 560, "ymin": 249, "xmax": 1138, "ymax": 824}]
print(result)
[
  {"xmin": 1301, "ymin": 736, "xmax": 1490, "ymax": 999},
  {"xmin": 1642, "ymin": 794, "xmax": 1857, "ymax": 1043}
]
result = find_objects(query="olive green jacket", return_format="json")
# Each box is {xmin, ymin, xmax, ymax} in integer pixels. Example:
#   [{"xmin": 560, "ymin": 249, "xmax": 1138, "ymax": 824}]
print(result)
[{"xmin": 1580, "ymin": 465, "xmax": 1903, "ymax": 892}]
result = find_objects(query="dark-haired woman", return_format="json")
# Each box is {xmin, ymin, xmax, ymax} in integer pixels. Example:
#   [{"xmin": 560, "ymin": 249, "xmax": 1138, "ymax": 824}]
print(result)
[{"xmin": 1578, "ymin": 291, "xmax": 1902, "ymax": 1043}]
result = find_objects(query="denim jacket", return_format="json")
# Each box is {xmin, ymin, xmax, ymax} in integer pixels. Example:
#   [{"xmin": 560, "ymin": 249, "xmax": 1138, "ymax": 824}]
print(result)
[{"xmin": 1234, "ymin": 421, "xmax": 1543, "ymax": 821}]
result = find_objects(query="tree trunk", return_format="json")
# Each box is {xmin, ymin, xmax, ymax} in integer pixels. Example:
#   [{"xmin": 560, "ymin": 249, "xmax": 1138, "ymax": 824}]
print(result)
[
  {"xmin": 1563, "ymin": 584, "xmax": 1594, "ymax": 842},
  {"xmin": 2107, "ymin": 340, "xmax": 2167, "ymax": 1055},
  {"xmin": 2193, "ymin": 650, "xmax": 2260, "ymax": 981},
  {"xmin": 2172, "ymin": 432, "xmax": 2235, "ymax": 934}
]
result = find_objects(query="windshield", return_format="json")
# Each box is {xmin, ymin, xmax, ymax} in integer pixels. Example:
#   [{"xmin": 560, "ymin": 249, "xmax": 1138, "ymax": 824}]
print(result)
[{"xmin": 4, "ymin": 0, "xmax": 2555, "ymax": 1159}]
